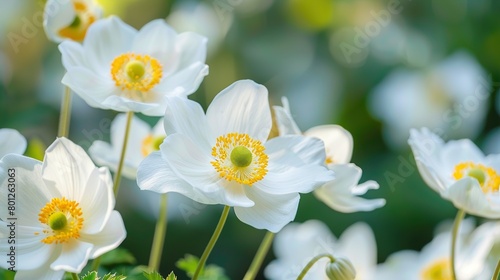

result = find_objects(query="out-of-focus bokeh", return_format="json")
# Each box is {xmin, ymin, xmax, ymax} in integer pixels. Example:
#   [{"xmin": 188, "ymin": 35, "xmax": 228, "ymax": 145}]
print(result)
[{"xmin": 1, "ymin": 0, "xmax": 499, "ymax": 278}]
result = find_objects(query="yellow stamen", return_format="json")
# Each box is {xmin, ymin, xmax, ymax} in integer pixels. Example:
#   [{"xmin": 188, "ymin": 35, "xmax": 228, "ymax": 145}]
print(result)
[
  {"xmin": 421, "ymin": 258, "xmax": 452, "ymax": 280},
  {"xmin": 37, "ymin": 197, "xmax": 84, "ymax": 244},
  {"xmin": 211, "ymin": 133, "xmax": 268, "ymax": 185},
  {"xmin": 453, "ymin": 161, "xmax": 500, "ymax": 193},
  {"xmin": 57, "ymin": 1, "xmax": 97, "ymax": 42},
  {"xmin": 111, "ymin": 53, "xmax": 163, "ymax": 93},
  {"xmin": 141, "ymin": 134, "xmax": 166, "ymax": 157}
]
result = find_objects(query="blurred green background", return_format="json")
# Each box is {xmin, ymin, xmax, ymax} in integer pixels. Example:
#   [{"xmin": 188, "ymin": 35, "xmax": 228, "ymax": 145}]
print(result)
[{"xmin": 1, "ymin": 0, "xmax": 500, "ymax": 278}]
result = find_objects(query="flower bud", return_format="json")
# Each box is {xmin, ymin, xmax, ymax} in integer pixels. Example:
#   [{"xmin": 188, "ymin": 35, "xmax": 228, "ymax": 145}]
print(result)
[{"xmin": 325, "ymin": 257, "xmax": 356, "ymax": 280}]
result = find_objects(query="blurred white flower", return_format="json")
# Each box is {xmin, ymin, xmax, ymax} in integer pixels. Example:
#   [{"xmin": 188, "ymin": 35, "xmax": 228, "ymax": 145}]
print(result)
[
  {"xmin": 0, "ymin": 128, "xmax": 26, "ymax": 158},
  {"xmin": 0, "ymin": 138, "xmax": 126, "ymax": 279},
  {"xmin": 137, "ymin": 80, "xmax": 334, "ymax": 232},
  {"xmin": 43, "ymin": 0, "xmax": 103, "ymax": 43},
  {"xmin": 475, "ymin": 222, "xmax": 500, "ymax": 279},
  {"xmin": 274, "ymin": 97, "xmax": 385, "ymax": 213},
  {"xmin": 59, "ymin": 16, "xmax": 208, "ymax": 116},
  {"xmin": 265, "ymin": 220, "xmax": 377, "ymax": 280},
  {"xmin": 166, "ymin": 1, "xmax": 231, "ymax": 56},
  {"xmin": 376, "ymin": 220, "xmax": 494, "ymax": 280},
  {"xmin": 89, "ymin": 114, "xmax": 165, "ymax": 179},
  {"xmin": 409, "ymin": 128, "xmax": 500, "ymax": 218},
  {"xmin": 482, "ymin": 127, "xmax": 500, "ymax": 155},
  {"xmin": 370, "ymin": 51, "xmax": 490, "ymax": 149}
]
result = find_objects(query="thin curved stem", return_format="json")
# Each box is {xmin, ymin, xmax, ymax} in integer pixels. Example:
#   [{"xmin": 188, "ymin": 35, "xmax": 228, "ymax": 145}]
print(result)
[
  {"xmin": 90, "ymin": 256, "xmax": 101, "ymax": 272},
  {"xmin": 71, "ymin": 272, "xmax": 79, "ymax": 280},
  {"xmin": 451, "ymin": 209, "xmax": 465, "ymax": 280},
  {"xmin": 491, "ymin": 259, "xmax": 500, "ymax": 280},
  {"xmin": 58, "ymin": 86, "xmax": 72, "ymax": 138},
  {"xmin": 243, "ymin": 231, "xmax": 275, "ymax": 280},
  {"xmin": 297, "ymin": 254, "xmax": 336, "ymax": 280},
  {"xmin": 148, "ymin": 194, "xmax": 169, "ymax": 271},
  {"xmin": 113, "ymin": 111, "xmax": 134, "ymax": 196},
  {"xmin": 192, "ymin": 206, "xmax": 231, "ymax": 280}
]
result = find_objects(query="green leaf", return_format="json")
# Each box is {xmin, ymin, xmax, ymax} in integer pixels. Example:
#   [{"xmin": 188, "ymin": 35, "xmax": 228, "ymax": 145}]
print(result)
[
  {"xmin": 102, "ymin": 273, "xmax": 127, "ymax": 280},
  {"xmin": 25, "ymin": 138, "xmax": 45, "ymax": 161},
  {"xmin": 175, "ymin": 255, "xmax": 229, "ymax": 280},
  {"xmin": 100, "ymin": 248, "xmax": 136, "ymax": 266},
  {"xmin": 175, "ymin": 254, "xmax": 199, "ymax": 277},
  {"xmin": 142, "ymin": 271, "xmax": 164, "ymax": 280},
  {"xmin": 165, "ymin": 272, "xmax": 177, "ymax": 280},
  {"xmin": 80, "ymin": 271, "xmax": 99, "ymax": 280}
]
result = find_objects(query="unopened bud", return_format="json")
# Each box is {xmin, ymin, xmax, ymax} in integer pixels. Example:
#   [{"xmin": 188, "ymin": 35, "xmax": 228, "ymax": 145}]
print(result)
[{"xmin": 325, "ymin": 257, "xmax": 356, "ymax": 280}]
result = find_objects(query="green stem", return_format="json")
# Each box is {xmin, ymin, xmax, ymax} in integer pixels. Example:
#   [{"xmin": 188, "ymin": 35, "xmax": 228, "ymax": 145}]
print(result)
[
  {"xmin": 71, "ymin": 273, "xmax": 79, "ymax": 280},
  {"xmin": 192, "ymin": 206, "xmax": 231, "ymax": 280},
  {"xmin": 451, "ymin": 209, "xmax": 465, "ymax": 280},
  {"xmin": 242, "ymin": 231, "xmax": 275, "ymax": 280},
  {"xmin": 148, "ymin": 194, "xmax": 169, "ymax": 272},
  {"xmin": 113, "ymin": 111, "xmax": 134, "ymax": 196},
  {"xmin": 491, "ymin": 259, "xmax": 500, "ymax": 280},
  {"xmin": 58, "ymin": 86, "xmax": 72, "ymax": 137},
  {"xmin": 297, "ymin": 254, "xmax": 335, "ymax": 280},
  {"xmin": 90, "ymin": 256, "xmax": 101, "ymax": 272}
]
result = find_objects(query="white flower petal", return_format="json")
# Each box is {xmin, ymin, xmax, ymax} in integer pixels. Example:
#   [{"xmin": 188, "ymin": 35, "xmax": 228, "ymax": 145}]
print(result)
[
  {"xmin": 0, "ymin": 223, "xmax": 55, "ymax": 271},
  {"xmin": 82, "ymin": 211, "xmax": 126, "ymax": 258},
  {"xmin": 111, "ymin": 113, "xmax": 150, "ymax": 164},
  {"xmin": 337, "ymin": 223, "xmax": 377, "ymax": 279},
  {"xmin": 439, "ymin": 139, "xmax": 486, "ymax": 174},
  {"xmin": 59, "ymin": 41, "xmax": 86, "ymax": 69},
  {"xmin": 61, "ymin": 67, "xmax": 115, "ymax": 109},
  {"xmin": 43, "ymin": 0, "xmax": 75, "ymax": 43},
  {"xmin": 408, "ymin": 128, "xmax": 448, "ymax": 193},
  {"xmin": 88, "ymin": 140, "xmax": 139, "ymax": 180},
  {"xmin": 0, "ymin": 128, "xmax": 26, "ymax": 158},
  {"xmin": 0, "ymin": 155, "xmax": 56, "ymax": 226},
  {"xmin": 80, "ymin": 168, "xmax": 114, "ymax": 234},
  {"xmin": 173, "ymin": 32, "xmax": 208, "ymax": 70},
  {"xmin": 314, "ymin": 164, "xmax": 385, "ymax": 213},
  {"xmin": 254, "ymin": 136, "xmax": 334, "ymax": 195},
  {"xmin": 305, "ymin": 125, "xmax": 353, "ymax": 164},
  {"xmin": 155, "ymin": 62, "xmax": 209, "ymax": 97},
  {"xmin": 152, "ymin": 118, "xmax": 166, "ymax": 136},
  {"xmin": 234, "ymin": 190, "xmax": 299, "ymax": 232},
  {"xmin": 132, "ymin": 19, "xmax": 178, "ymax": 71},
  {"xmin": 265, "ymin": 134, "xmax": 327, "ymax": 166},
  {"xmin": 206, "ymin": 80, "xmax": 272, "ymax": 142},
  {"xmin": 41, "ymin": 138, "xmax": 96, "ymax": 201},
  {"xmin": 50, "ymin": 240, "xmax": 93, "ymax": 273},
  {"xmin": 163, "ymin": 97, "xmax": 212, "ymax": 149},
  {"xmin": 100, "ymin": 94, "xmax": 165, "ymax": 115},
  {"xmin": 273, "ymin": 96, "xmax": 302, "ymax": 136},
  {"xmin": 14, "ymin": 267, "xmax": 65, "ymax": 280},
  {"xmin": 83, "ymin": 16, "xmax": 136, "ymax": 75},
  {"xmin": 137, "ymin": 151, "xmax": 214, "ymax": 204},
  {"xmin": 445, "ymin": 178, "xmax": 500, "ymax": 218},
  {"xmin": 161, "ymin": 133, "xmax": 219, "ymax": 190}
]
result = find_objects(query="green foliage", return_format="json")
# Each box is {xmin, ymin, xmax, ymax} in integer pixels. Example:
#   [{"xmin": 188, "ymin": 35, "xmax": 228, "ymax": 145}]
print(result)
[
  {"xmin": 165, "ymin": 272, "xmax": 177, "ymax": 280},
  {"xmin": 100, "ymin": 248, "xmax": 137, "ymax": 266},
  {"xmin": 25, "ymin": 138, "xmax": 46, "ymax": 161},
  {"xmin": 80, "ymin": 271, "xmax": 127, "ymax": 280},
  {"xmin": 0, "ymin": 268, "xmax": 15, "ymax": 280},
  {"xmin": 176, "ymin": 255, "xmax": 229, "ymax": 280},
  {"xmin": 142, "ymin": 271, "xmax": 164, "ymax": 280}
]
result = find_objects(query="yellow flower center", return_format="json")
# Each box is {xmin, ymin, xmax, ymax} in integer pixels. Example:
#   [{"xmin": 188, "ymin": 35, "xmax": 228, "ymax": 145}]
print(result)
[
  {"xmin": 452, "ymin": 161, "xmax": 500, "ymax": 193},
  {"xmin": 211, "ymin": 133, "xmax": 269, "ymax": 185},
  {"xmin": 37, "ymin": 197, "xmax": 84, "ymax": 244},
  {"xmin": 141, "ymin": 134, "xmax": 166, "ymax": 157},
  {"xmin": 111, "ymin": 53, "xmax": 163, "ymax": 93},
  {"xmin": 58, "ymin": 1, "xmax": 98, "ymax": 42},
  {"xmin": 420, "ymin": 258, "xmax": 452, "ymax": 280}
]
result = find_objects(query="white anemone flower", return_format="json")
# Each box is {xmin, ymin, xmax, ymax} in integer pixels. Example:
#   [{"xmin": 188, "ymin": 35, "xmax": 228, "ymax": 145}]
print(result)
[
  {"xmin": 274, "ymin": 97, "xmax": 385, "ymax": 213},
  {"xmin": 59, "ymin": 16, "xmax": 209, "ymax": 116},
  {"xmin": 0, "ymin": 138, "xmax": 126, "ymax": 279},
  {"xmin": 376, "ymin": 220, "xmax": 494, "ymax": 280},
  {"xmin": 0, "ymin": 128, "xmax": 27, "ymax": 158},
  {"xmin": 89, "ymin": 114, "xmax": 165, "ymax": 179},
  {"xmin": 137, "ymin": 80, "xmax": 334, "ymax": 232},
  {"xmin": 370, "ymin": 51, "xmax": 490, "ymax": 149},
  {"xmin": 265, "ymin": 220, "xmax": 378, "ymax": 280},
  {"xmin": 44, "ymin": 0, "xmax": 103, "ymax": 43},
  {"xmin": 409, "ymin": 127, "xmax": 500, "ymax": 218}
]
